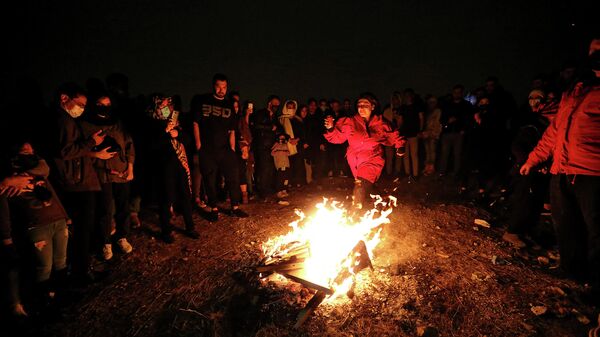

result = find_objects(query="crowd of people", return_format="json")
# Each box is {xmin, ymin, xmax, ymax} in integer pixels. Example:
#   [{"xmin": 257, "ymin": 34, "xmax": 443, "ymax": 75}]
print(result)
[{"xmin": 1, "ymin": 38, "xmax": 598, "ymax": 330}]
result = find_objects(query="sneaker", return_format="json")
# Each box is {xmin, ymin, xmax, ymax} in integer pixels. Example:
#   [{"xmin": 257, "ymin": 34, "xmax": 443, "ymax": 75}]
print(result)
[
  {"xmin": 276, "ymin": 191, "xmax": 287, "ymax": 199},
  {"xmin": 502, "ymin": 232, "xmax": 526, "ymax": 249},
  {"xmin": 231, "ymin": 208, "xmax": 249, "ymax": 218},
  {"xmin": 130, "ymin": 213, "xmax": 141, "ymax": 229},
  {"xmin": 206, "ymin": 209, "xmax": 218, "ymax": 222},
  {"xmin": 195, "ymin": 198, "xmax": 207, "ymax": 209},
  {"xmin": 161, "ymin": 232, "xmax": 175, "ymax": 244},
  {"xmin": 277, "ymin": 200, "xmax": 290, "ymax": 206},
  {"xmin": 185, "ymin": 229, "xmax": 200, "ymax": 239},
  {"xmin": 117, "ymin": 238, "xmax": 133, "ymax": 254},
  {"xmin": 103, "ymin": 244, "xmax": 113, "ymax": 260}
]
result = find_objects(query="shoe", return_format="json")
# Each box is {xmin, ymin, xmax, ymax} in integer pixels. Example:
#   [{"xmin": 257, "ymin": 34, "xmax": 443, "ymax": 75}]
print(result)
[
  {"xmin": 242, "ymin": 192, "xmax": 249, "ymax": 204},
  {"xmin": 277, "ymin": 200, "xmax": 290, "ymax": 206},
  {"xmin": 276, "ymin": 191, "xmax": 286, "ymax": 199},
  {"xmin": 231, "ymin": 208, "xmax": 249, "ymax": 218},
  {"xmin": 195, "ymin": 198, "xmax": 207, "ymax": 209},
  {"xmin": 117, "ymin": 238, "xmax": 133, "ymax": 254},
  {"xmin": 502, "ymin": 232, "xmax": 526, "ymax": 249},
  {"xmin": 12, "ymin": 303, "xmax": 28, "ymax": 317},
  {"xmin": 161, "ymin": 232, "xmax": 175, "ymax": 244},
  {"xmin": 130, "ymin": 213, "xmax": 141, "ymax": 229},
  {"xmin": 206, "ymin": 209, "xmax": 218, "ymax": 222},
  {"xmin": 281, "ymin": 190, "xmax": 289, "ymax": 198},
  {"xmin": 185, "ymin": 229, "xmax": 200, "ymax": 239},
  {"xmin": 103, "ymin": 244, "xmax": 113, "ymax": 261}
]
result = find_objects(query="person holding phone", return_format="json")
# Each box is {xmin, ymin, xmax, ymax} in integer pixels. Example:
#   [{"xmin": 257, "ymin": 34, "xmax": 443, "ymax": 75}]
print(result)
[
  {"xmin": 324, "ymin": 93, "xmax": 406, "ymax": 209},
  {"xmin": 52, "ymin": 82, "xmax": 115, "ymax": 286}
]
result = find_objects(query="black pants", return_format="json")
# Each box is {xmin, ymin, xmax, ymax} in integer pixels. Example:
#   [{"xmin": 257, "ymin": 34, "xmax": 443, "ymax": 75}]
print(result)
[
  {"xmin": 289, "ymin": 154, "xmax": 306, "ymax": 186},
  {"xmin": 62, "ymin": 191, "xmax": 96, "ymax": 277},
  {"xmin": 275, "ymin": 168, "xmax": 290, "ymax": 192},
  {"xmin": 159, "ymin": 159, "xmax": 194, "ymax": 234},
  {"xmin": 507, "ymin": 172, "xmax": 549, "ymax": 234},
  {"xmin": 551, "ymin": 174, "xmax": 600, "ymax": 290},
  {"xmin": 254, "ymin": 147, "xmax": 275, "ymax": 197},
  {"xmin": 198, "ymin": 149, "xmax": 241, "ymax": 208},
  {"xmin": 98, "ymin": 182, "xmax": 131, "ymax": 243}
]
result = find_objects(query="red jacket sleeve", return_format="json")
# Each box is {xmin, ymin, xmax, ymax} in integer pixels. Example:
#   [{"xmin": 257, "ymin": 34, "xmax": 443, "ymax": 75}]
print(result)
[
  {"xmin": 324, "ymin": 117, "xmax": 350, "ymax": 144},
  {"xmin": 526, "ymin": 115, "xmax": 557, "ymax": 167}
]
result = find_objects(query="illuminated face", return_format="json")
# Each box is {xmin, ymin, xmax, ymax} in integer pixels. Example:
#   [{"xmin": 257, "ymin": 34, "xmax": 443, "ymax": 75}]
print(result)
[
  {"xmin": 96, "ymin": 96, "xmax": 111, "ymax": 107},
  {"xmin": 285, "ymin": 102, "xmax": 296, "ymax": 111},
  {"xmin": 19, "ymin": 143, "xmax": 34, "ymax": 155},
  {"xmin": 528, "ymin": 92, "xmax": 544, "ymax": 111},
  {"xmin": 300, "ymin": 107, "xmax": 308, "ymax": 118},
  {"xmin": 233, "ymin": 100, "xmax": 240, "ymax": 112},
  {"xmin": 269, "ymin": 98, "xmax": 280, "ymax": 113},
  {"xmin": 319, "ymin": 101, "xmax": 328, "ymax": 111},
  {"xmin": 356, "ymin": 99, "xmax": 374, "ymax": 119},
  {"xmin": 478, "ymin": 97, "xmax": 490, "ymax": 108},
  {"xmin": 213, "ymin": 80, "xmax": 228, "ymax": 99}
]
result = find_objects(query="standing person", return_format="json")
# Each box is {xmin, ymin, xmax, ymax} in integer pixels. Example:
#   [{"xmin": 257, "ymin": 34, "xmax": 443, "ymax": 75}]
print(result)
[
  {"xmin": 292, "ymin": 104, "xmax": 309, "ymax": 186},
  {"xmin": 250, "ymin": 95, "xmax": 281, "ymax": 199},
  {"xmin": 237, "ymin": 101, "xmax": 254, "ymax": 203},
  {"xmin": 149, "ymin": 95, "xmax": 198, "ymax": 243},
  {"xmin": 81, "ymin": 94, "xmax": 134, "ymax": 260},
  {"xmin": 52, "ymin": 82, "xmax": 115, "ymax": 285},
  {"xmin": 271, "ymin": 133, "xmax": 291, "ymax": 204},
  {"xmin": 329, "ymin": 99, "xmax": 350, "ymax": 177},
  {"xmin": 305, "ymin": 98, "xmax": 327, "ymax": 185},
  {"xmin": 439, "ymin": 84, "xmax": 472, "ymax": 178},
  {"xmin": 520, "ymin": 38, "xmax": 600, "ymax": 306},
  {"xmin": 4, "ymin": 141, "xmax": 70, "ymax": 313},
  {"xmin": 382, "ymin": 92, "xmax": 402, "ymax": 176},
  {"xmin": 397, "ymin": 89, "xmax": 424, "ymax": 182},
  {"xmin": 192, "ymin": 74, "xmax": 248, "ymax": 221},
  {"xmin": 324, "ymin": 93, "xmax": 406, "ymax": 209},
  {"xmin": 278, "ymin": 100, "xmax": 304, "ymax": 187},
  {"xmin": 421, "ymin": 95, "xmax": 442, "ymax": 176}
]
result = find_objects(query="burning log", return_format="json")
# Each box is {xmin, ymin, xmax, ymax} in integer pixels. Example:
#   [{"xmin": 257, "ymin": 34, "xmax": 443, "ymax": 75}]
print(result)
[{"xmin": 294, "ymin": 291, "xmax": 327, "ymax": 328}]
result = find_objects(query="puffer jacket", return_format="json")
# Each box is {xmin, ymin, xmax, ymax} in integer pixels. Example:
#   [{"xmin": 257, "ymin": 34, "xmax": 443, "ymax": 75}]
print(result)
[
  {"xmin": 526, "ymin": 82, "xmax": 600, "ymax": 176},
  {"xmin": 324, "ymin": 114, "xmax": 405, "ymax": 183}
]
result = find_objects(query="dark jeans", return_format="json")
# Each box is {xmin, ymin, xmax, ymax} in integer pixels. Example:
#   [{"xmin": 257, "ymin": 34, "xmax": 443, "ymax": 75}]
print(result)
[
  {"xmin": 62, "ymin": 191, "xmax": 96, "ymax": 277},
  {"xmin": 551, "ymin": 174, "xmax": 600, "ymax": 290},
  {"xmin": 198, "ymin": 149, "xmax": 241, "ymax": 208},
  {"xmin": 439, "ymin": 132, "xmax": 464, "ymax": 176},
  {"xmin": 159, "ymin": 159, "xmax": 194, "ymax": 234},
  {"xmin": 255, "ymin": 147, "xmax": 275, "ymax": 197},
  {"xmin": 507, "ymin": 172, "xmax": 549, "ymax": 234},
  {"xmin": 276, "ymin": 168, "xmax": 290, "ymax": 192},
  {"xmin": 99, "ymin": 182, "xmax": 131, "ymax": 243}
]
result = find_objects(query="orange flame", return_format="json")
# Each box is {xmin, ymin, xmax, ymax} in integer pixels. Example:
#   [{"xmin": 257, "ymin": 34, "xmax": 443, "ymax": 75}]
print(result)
[{"xmin": 261, "ymin": 195, "xmax": 396, "ymax": 300}]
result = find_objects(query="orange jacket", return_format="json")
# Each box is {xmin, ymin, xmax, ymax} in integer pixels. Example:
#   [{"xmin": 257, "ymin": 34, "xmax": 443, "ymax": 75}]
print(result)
[{"xmin": 526, "ymin": 82, "xmax": 600, "ymax": 176}]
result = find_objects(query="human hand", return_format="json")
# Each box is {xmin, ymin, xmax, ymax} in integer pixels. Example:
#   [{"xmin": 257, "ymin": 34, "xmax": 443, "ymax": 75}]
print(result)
[
  {"xmin": 289, "ymin": 138, "xmax": 299, "ymax": 145},
  {"xmin": 324, "ymin": 116, "xmax": 334, "ymax": 129},
  {"xmin": 241, "ymin": 147, "xmax": 249, "ymax": 160},
  {"xmin": 272, "ymin": 125, "xmax": 277, "ymax": 131},
  {"xmin": 169, "ymin": 129, "xmax": 179, "ymax": 138},
  {"xmin": 319, "ymin": 144, "xmax": 326, "ymax": 152},
  {"xmin": 520, "ymin": 162, "xmax": 533, "ymax": 175},
  {"xmin": 94, "ymin": 147, "xmax": 117, "ymax": 160},
  {"xmin": 1, "ymin": 175, "xmax": 33, "ymax": 197},
  {"xmin": 92, "ymin": 130, "xmax": 106, "ymax": 146},
  {"xmin": 474, "ymin": 112, "xmax": 482, "ymax": 125},
  {"xmin": 125, "ymin": 168, "xmax": 134, "ymax": 181},
  {"xmin": 303, "ymin": 143, "xmax": 309, "ymax": 149}
]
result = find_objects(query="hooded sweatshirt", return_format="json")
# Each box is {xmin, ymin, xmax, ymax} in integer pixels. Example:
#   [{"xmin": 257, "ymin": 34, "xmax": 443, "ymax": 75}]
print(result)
[{"xmin": 278, "ymin": 100, "xmax": 298, "ymax": 156}]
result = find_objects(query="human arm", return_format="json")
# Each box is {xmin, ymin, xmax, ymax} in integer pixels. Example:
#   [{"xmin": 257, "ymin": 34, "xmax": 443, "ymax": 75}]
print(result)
[{"xmin": 521, "ymin": 117, "xmax": 558, "ymax": 175}]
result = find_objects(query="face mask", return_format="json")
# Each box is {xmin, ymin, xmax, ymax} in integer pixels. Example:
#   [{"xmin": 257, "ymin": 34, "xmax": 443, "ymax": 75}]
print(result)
[
  {"xmin": 96, "ymin": 105, "xmax": 112, "ymax": 118},
  {"xmin": 13, "ymin": 154, "xmax": 40, "ymax": 171},
  {"xmin": 66, "ymin": 104, "xmax": 84, "ymax": 118}
]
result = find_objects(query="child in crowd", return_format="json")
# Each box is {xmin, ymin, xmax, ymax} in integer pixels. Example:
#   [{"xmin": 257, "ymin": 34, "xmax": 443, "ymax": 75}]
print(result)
[{"xmin": 271, "ymin": 133, "xmax": 290, "ymax": 205}]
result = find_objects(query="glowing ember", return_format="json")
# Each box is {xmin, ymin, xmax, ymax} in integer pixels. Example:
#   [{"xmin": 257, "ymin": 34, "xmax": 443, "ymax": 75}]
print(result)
[{"xmin": 261, "ymin": 195, "xmax": 396, "ymax": 299}]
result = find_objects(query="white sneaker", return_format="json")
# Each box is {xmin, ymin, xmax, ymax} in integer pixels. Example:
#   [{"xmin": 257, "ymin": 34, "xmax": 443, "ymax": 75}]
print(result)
[
  {"xmin": 276, "ymin": 191, "xmax": 287, "ymax": 199},
  {"xmin": 103, "ymin": 244, "xmax": 113, "ymax": 260},
  {"xmin": 117, "ymin": 238, "xmax": 133, "ymax": 254}
]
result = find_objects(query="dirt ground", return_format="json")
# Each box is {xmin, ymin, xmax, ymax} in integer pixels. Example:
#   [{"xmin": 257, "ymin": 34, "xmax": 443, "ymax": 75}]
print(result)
[{"xmin": 8, "ymin": 175, "xmax": 599, "ymax": 337}]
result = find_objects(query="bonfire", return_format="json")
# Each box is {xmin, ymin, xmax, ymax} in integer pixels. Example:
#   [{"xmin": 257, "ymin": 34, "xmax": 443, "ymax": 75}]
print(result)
[{"xmin": 258, "ymin": 195, "xmax": 397, "ymax": 326}]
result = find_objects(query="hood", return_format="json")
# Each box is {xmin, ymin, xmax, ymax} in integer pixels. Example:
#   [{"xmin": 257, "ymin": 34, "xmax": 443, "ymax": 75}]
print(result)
[{"xmin": 281, "ymin": 100, "xmax": 297, "ymax": 118}]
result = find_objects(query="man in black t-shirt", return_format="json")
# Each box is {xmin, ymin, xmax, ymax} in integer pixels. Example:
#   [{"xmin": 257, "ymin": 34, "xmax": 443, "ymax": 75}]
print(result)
[{"xmin": 193, "ymin": 74, "xmax": 248, "ymax": 221}]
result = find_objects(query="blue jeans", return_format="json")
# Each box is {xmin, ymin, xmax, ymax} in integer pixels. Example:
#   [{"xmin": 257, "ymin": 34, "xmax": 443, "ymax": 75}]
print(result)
[{"xmin": 26, "ymin": 219, "xmax": 68, "ymax": 282}]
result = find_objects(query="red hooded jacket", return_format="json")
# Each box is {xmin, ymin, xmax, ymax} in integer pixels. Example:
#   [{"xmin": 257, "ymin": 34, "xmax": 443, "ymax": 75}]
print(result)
[
  {"xmin": 526, "ymin": 82, "xmax": 600, "ymax": 176},
  {"xmin": 324, "ymin": 114, "xmax": 405, "ymax": 183}
]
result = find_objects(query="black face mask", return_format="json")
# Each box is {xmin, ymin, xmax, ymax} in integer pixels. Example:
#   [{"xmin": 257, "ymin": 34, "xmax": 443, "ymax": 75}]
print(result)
[
  {"xmin": 96, "ymin": 105, "xmax": 112, "ymax": 118},
  {"xmin": 589, "ymin": 50, "xmax": 600, "ymax": 71},
  {"xmin": 12, "ymin": 154, "xmax": 39, "ymax": 172}
]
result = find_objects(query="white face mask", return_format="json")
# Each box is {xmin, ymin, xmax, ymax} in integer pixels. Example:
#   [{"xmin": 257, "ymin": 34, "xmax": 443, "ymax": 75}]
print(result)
[{"xmin": 66, "ymin": 104, "xmax": 84, "ymax": 118}]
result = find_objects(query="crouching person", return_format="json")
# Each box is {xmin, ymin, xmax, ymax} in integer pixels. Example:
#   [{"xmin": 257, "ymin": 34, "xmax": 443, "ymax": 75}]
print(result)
[{"xmin": 5, "ymin": 141, "xmax": 69, "ymax": 312}]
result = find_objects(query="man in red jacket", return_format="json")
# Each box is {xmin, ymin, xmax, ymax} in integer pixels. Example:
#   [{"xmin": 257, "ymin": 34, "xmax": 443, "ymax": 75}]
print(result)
[
  {"xmin": 521, "ymin": 37, "xmax": 600, "ymax": 305},
  {"xmin": 324, "ymin": 93, "xmax": 405, "ymax": 209}
]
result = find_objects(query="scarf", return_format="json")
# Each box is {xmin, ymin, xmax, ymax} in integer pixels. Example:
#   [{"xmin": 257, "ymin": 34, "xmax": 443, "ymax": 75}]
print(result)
[{"xmin": 278, "ymin": 100, "xmax": 298, "ymax": 156}]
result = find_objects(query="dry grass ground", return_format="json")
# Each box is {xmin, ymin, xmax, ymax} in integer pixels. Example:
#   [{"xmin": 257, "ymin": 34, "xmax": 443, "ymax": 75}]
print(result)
[{"xmin": 9, "ymin": 175, "xmax": 599, "ymax": 337}]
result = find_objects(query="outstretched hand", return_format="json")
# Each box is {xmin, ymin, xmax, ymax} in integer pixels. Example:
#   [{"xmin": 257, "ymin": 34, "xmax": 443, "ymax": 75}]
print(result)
[{"xmin": 520, "ymin": 163, "xmax": 533, "ymax": 175}]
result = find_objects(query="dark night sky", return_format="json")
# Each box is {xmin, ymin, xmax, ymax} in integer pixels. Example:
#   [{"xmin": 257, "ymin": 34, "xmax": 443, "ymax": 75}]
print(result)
[{"xmin": 8, "ymin": 0, "xmax": 595, "ymax": 109}]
